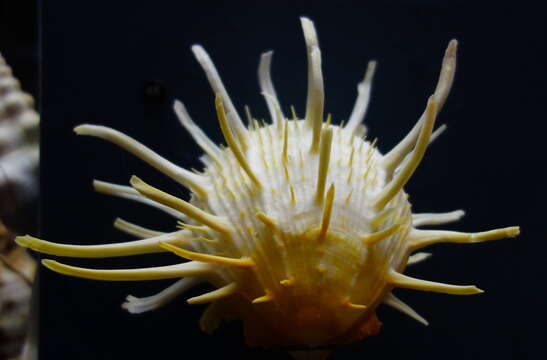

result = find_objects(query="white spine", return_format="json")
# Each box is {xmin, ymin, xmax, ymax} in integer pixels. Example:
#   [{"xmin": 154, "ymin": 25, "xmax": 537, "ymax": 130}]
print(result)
[
  {"xmin": 345, "ymin": 60, "xmax": 377, "ymax": 134},
  {"xmin": 258, "ymin": 51, "xmax": 284, "ymax": 125},
  {"xmin": 191, "ymin": 45, "xmax": 248, "ymax": 149}
]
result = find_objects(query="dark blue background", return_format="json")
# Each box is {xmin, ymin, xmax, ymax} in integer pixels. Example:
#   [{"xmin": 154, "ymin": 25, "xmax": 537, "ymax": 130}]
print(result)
[{"xmin": 2, "ymin": 1, "xmax": 544, "ymax": 359}]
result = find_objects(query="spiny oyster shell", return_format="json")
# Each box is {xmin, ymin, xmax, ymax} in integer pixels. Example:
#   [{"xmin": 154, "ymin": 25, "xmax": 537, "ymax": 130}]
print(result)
[{"xmin": 17, "ymin": 18, "xmax": 518, "ymax": 353}]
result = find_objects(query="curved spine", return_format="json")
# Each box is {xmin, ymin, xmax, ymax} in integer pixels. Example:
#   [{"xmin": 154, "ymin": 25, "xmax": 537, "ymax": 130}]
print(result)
[
  {"xmin": 382, "ymin": 40, "xmax": 457, "ymax": 176},
  {"xmin": 191, "ymin": 45, "xmax": 248, "ymax": 150},
  {"xmin": 173, "ymin": 100, "xmax": 222, "ymax": 164},
  {"xmin": 384, "ymin": 292, "xmax": 429, "ymax": 326},
  {"xmin": 113, "ymin": 217, "xmax": 165, "ymax": 239},
  {"xmin": 258, "ymin": 51, "xmax": 284, "ymax": 126},
  {"xmin": 41, "ymin": 259, "xmax": 214, "ymax": 281},
  {"xmin": 345, "ymin": 60, "xmax": 377, "ymax": 134},
  {"xmin": 187, "ymin": 282, "xmax": 238, "ymax": 305},
  {"xmin": 93, "ymin": 180, "xmax": 185, "ymax": 219},
  {"xmin": 388, "ymin": 269, "xmax": 483, "ymax": 295},
  {"xmin": 215, "ymin": 94, "xmax": 261, "ymax": 187},
  {"xmin": 74, "ymin": 125, "xmax": 207, "ymax": 197},
  {"xmin": 301, "ymin": 17, "xmax": 325, "ymax": 152},
  {"xmin": 123, "ymin": 277, "xmax": 205, "ymax": 314},
  {"xmin": 15, "ymin": 231, "xmax": 189, "ymax": 258},
  {"xmin": 130, "ymin": 176, "xmax": 232, "ymax": 234},
  {"xmin": 159, "ymin": 242, "xmax": 255, "ymax": 269},
  {"xmin": 409, "ymin": 226, "xmax": 520, "ymax": 251},
  {"xmin": 412, "ymin": 210, "xmax": 465, "ymax": 227},
  {"xmin": 374, "ymin": 96, "xmax": 438, "ymax": 210}
]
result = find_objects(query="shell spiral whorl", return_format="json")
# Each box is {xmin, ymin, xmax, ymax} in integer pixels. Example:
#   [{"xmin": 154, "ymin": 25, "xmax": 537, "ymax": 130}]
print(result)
[
  {"xmin": 0, "ymin": 52, "xmax": 38, "ymax": 359},
  {"xmin": 0, "ymin": 52, "xmax": 39, "ymax": 232},
  {"xmin": 17, "ymin": 18, "xmax": 519, "ymax": 353}
]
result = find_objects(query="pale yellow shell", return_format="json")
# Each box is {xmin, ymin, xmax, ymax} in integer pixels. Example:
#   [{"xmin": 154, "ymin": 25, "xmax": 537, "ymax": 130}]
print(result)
[{"xmin": 16, "ymin": 17, "xmax": 519, "ymax": 355}]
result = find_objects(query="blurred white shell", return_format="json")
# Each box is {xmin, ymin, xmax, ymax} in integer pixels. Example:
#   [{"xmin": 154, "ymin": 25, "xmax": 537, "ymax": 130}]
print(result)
[
  {"xmin": 0, "ymin": 52, "xmax": 39, "ymax": 230},
  {"xmin": 0, "ymin": 52, "xmax": 38, "ymax": 359},
  {"xmin": 0, "ymin": 223, "xmax": 34, "ymax": 359},
  {"xmin": 17, "ymin": 18, "xmax": 519, "ymax": 355}
]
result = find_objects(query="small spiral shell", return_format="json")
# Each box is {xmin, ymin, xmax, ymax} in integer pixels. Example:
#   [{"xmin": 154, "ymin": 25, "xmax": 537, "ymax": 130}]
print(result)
[
  {"xmin": 0, "ymin": 52, "xmax": 39, "ymax": 232},
  {"xmin": 0, "ymin": 52, "xmax": 38, "ymax": 359}
]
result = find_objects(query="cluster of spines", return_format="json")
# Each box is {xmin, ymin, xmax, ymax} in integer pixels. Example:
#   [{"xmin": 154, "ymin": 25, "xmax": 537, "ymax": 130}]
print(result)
[{"xmin": 15, "ymin": 18, "xmax": 520, "ymax": 329}]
